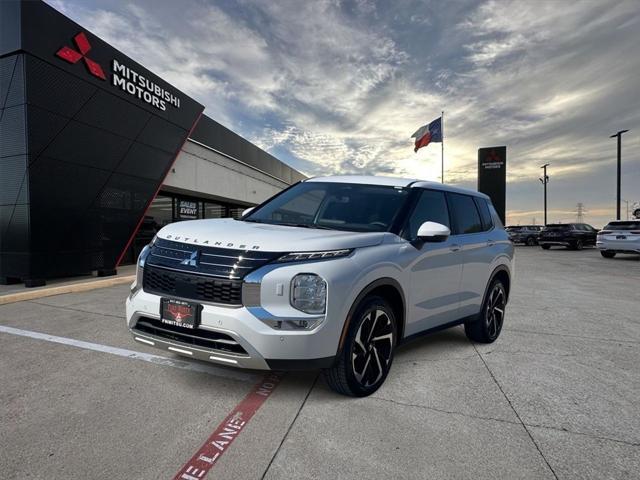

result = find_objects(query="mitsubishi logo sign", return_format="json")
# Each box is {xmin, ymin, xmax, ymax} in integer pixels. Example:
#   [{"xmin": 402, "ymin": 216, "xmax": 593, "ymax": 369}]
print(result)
[
  {"xmin": 55, "ymin": 32, "xmax": 106, "ymax": 80},
  {"xmin": 54, "ymin": 32, "xmax": 181, "ymax": 111},
  {"xmin": 181, "ymin": 251, "xmax": 199, "ymax": 267}
]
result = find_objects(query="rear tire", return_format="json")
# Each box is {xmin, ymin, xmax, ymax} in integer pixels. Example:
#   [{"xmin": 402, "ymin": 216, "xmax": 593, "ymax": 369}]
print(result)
[
  {"xmin": 541, "ymin": 244, "xmax": 551, "ymax": 250},
  {"xmin": 601, "ymin": 250, "xmax": 616, "ymax": 258},
  {"xmin": 323, "ymin": 296, "xmax": 397, "ymax": 397},
  {"xmin": 465, "ymin": 279, "xmax": 506, "ymax": 344}
]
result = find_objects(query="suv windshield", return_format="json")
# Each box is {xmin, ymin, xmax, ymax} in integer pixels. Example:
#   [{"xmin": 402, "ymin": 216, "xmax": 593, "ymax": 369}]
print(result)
[
  {"xmin": 243, "ymin": 182, "xmax": 410, "ymax": 232},
  {"xmin": 604, "ymin": 221, "xmax": 640, "ymax": 231}
]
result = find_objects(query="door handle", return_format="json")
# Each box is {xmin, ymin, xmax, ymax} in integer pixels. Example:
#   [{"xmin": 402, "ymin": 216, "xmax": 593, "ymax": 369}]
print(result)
[
  {"xmin": 487, "ymin": 239, "xmax": 496, "ymax": 247},
  {"xmin": 450, "ymin": 244, "xmax": 461, "ymax": 252}
]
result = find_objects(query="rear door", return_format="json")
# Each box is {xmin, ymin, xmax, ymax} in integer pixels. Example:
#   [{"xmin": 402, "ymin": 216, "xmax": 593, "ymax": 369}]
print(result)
[
  {"xmin": 401, "ymin": 189, "xmax": 464, "ymax": 336},
  {"xmin": 447, "ymin": 193, "xmax": 495, "ymax": 318}
]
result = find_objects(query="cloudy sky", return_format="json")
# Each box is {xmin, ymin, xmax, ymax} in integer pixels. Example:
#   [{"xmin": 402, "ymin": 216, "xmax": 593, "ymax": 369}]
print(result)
[{"xmin": 48, "ymin": 0, "xmax": 640, "ymax": 227}]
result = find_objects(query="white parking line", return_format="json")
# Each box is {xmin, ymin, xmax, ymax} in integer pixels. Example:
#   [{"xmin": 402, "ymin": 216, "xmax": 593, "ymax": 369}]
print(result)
[{"xmin": 0, "ymin": 325, "xmax": 256, "ymax": 382}]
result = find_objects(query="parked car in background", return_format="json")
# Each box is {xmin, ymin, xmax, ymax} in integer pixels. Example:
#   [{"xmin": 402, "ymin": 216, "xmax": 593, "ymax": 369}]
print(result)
[
  {"xmin": 506, "ymin": 225, "xmax": 543, "ymax": 246},
  {"xmin": 539, "ymin": 223, "xmax": 598, "ymax": 250},
  {"xmin": 596, "ymin": 220, "xmax": 640, "ymax": 258}
]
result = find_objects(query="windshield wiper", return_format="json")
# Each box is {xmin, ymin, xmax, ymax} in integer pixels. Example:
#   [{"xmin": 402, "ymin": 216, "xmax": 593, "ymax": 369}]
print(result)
[{"xmin": 276, "ymin": 222, "xmax": 333, "ymax": 230}]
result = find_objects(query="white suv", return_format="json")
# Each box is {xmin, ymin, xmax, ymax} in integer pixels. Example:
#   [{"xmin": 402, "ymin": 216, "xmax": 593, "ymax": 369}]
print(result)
[
  {"xmin": 126, "ymin": 176, "xmax": 514, "ymax": 396},
  {"xmin": 597, "ymin": 220, "xmax": 640, "ymax": 258}
]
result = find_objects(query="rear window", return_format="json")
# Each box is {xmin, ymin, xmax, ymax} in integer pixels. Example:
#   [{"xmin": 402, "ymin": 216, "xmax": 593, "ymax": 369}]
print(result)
[
  {"xmin": 474, "ymin": 198, "xmax": 494, "ymax": 231},
  {"xmin": 604, "ymin": 221, "xmax": 640, "ymax": 231}
]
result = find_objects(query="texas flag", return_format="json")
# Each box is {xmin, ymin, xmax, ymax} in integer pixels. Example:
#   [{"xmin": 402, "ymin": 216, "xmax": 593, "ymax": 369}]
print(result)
[{"xmin": 411, "ymin": 117, "xmax": 442, "ymax": 152}]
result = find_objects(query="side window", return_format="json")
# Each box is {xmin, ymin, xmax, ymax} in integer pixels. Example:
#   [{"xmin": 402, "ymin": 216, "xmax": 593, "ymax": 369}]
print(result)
[
  {"xmin": 474, "ymin": 197, "xmax": 494, "ymax": 231},
  {"xmin": 448, "ymin": 193, "xmax": 483, "ymax": 235},
  {"xmin": 407, "ymin": 189, "xmax": 450, "ymax": 239}
]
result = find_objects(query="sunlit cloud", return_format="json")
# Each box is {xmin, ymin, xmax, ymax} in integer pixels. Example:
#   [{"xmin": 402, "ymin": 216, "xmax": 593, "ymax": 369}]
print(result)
[{"xmin": 47, "ymin": 0, "xmax": 640, "ymax": 227}]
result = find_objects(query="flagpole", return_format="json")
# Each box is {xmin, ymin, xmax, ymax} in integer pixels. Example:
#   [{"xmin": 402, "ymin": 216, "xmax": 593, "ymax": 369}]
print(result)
[{"xmin": 441, "ymin": 110, "xmax": 444, "ymax": 184}]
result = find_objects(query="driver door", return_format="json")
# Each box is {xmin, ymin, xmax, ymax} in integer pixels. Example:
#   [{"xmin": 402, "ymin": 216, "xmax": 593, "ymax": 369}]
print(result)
[{"xmin": 400, "ymin": 189, "xmax": 464, "ymax": 337}]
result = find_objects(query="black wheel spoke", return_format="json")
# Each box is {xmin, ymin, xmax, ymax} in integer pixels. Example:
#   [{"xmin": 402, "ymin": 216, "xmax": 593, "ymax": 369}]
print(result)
[
  {"xmin": 352, "ymin": 308, "xmax": 394, "ymax": 387},
  {"xmin": 486, "ymin": 285, "xmax": 506, "ymax": 339}
]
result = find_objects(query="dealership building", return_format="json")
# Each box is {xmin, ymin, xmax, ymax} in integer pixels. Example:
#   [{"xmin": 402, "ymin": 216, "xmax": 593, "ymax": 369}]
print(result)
[{"xmin": 0, "ymin": 0, "xmax": 305, "ymax": 287}]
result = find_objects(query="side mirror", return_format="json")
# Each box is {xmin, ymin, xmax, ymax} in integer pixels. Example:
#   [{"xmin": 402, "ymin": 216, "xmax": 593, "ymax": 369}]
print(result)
[
  {"xmin": 417, "ymin": 221, "xmax": 450, "ymax": 242},
  {"xmin": 242, "ymin": 207, "xmax": 254, "ymax": 217}
]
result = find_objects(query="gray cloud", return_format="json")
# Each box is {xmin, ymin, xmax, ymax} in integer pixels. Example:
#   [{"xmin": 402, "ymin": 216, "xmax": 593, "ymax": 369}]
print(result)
[{"xmin": 47, "ymin": 0, "xmax": 640, "ymax": 227}]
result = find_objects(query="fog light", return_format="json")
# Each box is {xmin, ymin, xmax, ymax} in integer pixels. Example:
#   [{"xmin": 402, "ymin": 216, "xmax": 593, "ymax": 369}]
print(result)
[{"xmin": 290, "ymin": 274, "xmax": 326, "ymax": 314}]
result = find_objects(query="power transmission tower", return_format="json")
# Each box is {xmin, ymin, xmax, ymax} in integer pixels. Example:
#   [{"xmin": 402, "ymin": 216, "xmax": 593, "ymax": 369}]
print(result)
[{"xmin": 574, "ymin": 203, "xmax": 587, "ymax": 223}]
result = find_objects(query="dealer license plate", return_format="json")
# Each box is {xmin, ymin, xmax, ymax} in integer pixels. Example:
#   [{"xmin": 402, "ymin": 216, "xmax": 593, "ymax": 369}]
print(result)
[{"xmin": 160, "ymin": 298, "xmax": 200, "ymax": 329}]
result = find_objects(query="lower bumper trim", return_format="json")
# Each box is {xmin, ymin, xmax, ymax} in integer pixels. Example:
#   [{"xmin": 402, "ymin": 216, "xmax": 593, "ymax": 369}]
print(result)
[{"xmin": 130, "ymin": 330, "xmax": 270, "ymax": 370}]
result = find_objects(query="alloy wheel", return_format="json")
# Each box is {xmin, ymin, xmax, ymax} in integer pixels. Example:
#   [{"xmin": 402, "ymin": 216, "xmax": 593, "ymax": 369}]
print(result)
[
  {"xmin": 351, "ymin": 309, "xmax": 394, "ymax": 387},
  {"xmin": 485, "ymin": 284, "xmax": 506, "ymax": 340}
]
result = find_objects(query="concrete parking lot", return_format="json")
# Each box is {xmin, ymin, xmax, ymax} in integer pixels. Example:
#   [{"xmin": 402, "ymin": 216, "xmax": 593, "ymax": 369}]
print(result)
[{"xmin": 1, "ymin": 247, "xmax": 638, "ymax": 479}]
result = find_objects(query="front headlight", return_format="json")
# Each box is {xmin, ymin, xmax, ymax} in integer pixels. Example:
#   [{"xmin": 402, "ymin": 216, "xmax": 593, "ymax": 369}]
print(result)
[
  {"xmin": 130, "ymin": 244, "xmax": 152, "ymax": 297},
  {"xmin": 290, "ymin": 273, "xmax": 327, "ymax": 314},
  {"xmin": 277, "ymin": 249, "xmax": 352, "ymax": 263}
]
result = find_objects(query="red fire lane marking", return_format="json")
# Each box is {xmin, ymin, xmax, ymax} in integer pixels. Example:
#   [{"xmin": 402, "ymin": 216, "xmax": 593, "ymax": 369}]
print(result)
[{"xmin": 172, "ymin": 372, "xmax": 284, "ymax": 480}]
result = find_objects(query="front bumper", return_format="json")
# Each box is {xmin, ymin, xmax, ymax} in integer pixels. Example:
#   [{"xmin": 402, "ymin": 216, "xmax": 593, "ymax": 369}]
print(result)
[{"xmin": 126, "ymin": 288, "xmax": 339, "ymax": 371}]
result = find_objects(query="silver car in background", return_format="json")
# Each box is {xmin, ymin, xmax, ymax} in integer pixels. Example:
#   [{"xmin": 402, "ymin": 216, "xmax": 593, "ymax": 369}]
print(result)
[
  {"xmin": 597, "ymin": 220, "xmax": 640, "ymax": 258},
  {"xmin": 126, "ymin": 176, "xmax": 514, "ymax": 396}
]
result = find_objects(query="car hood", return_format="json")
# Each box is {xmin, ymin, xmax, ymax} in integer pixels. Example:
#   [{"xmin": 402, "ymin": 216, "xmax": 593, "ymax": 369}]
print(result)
[{"xmin": 156, "ymin": 218, "xmax": 388, "ymax": 252}]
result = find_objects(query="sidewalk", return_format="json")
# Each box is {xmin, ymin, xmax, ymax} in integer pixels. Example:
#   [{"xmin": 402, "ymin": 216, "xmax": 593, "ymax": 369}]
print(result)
[{"xmin": 0, "ymin": 265, "xmax": 136, "ymax": 305}]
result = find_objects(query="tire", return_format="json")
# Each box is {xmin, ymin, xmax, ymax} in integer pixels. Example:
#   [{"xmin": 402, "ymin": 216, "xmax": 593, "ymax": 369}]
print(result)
[
  {"xmin": 573, "ymin": 239, "xmax": 584, "ymax": 250},
  {"xmin": 541, "ymin": 244, "xmax": 551, "ymax": 250},
  {"xmin": 465, "ymin": 279, "xmax": 506, "ymax": 343},
  {"xmin": 526, "ymin": 237, "xmax": 536, "ymax": 246},
  {"xmin": 323, "ymin": 296, "xmax": 397, "ymax": 397},
  {"xmin": 601, "ymin": 250, "xmax": 616, "ymax": 258}
]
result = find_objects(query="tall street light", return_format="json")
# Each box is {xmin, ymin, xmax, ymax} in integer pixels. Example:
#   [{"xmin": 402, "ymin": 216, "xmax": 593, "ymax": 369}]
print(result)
[
  {"xmin": 539, "ymin": 163, "xmax": 550, "ymax": 226},
  {"xmin": 610, "ymin": 129, "xmax": 629, "ymax": 220}
]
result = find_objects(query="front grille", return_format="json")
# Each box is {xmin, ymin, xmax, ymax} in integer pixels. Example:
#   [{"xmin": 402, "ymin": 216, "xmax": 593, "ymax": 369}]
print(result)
[
  {"xmin": 147, "ymin": 238, "xmax": 281, "ymax": 280},
  {"xmin": 134, "ymin": 317, "xmax": 247, "ymax": 355},
  {"xmin": 143, "ymin": 265, "xmax": 242, "ymax": 305}
]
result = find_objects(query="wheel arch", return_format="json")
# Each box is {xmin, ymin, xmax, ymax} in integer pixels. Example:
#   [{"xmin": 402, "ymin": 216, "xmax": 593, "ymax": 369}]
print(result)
[
  {"xmin": 487, "ymin": 265, "xmax": 511, "ymax": 303},
  {"xmin": 337, "ymin": 277, "xmax": 406, "ymax": 353}
]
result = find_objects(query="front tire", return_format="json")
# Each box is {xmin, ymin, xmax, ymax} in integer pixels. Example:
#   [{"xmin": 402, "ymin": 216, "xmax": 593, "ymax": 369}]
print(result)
[
  {"xmin": 526, "ymin": 236, "xmax": 536, "ymax": 246},
  {"xmin": 323, "ymin": 296, "xmax": 397, "ymax": 397},
  {"xmin": 573, "ymin": 239, "xmax": 584, "ymax": 250},
  {"xmin": 601, "ymin": 250, "xmax": 616, "ymax": 258},
  {"xmin": 465, "ymin": 279, "xmax": 506, "ymax": 343},
  {"xmin": 541, "ymin": 244, "xmax": 551, "ymax": 250}
]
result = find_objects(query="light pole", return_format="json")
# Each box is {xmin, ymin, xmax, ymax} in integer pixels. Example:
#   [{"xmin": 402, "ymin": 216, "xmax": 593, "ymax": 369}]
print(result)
[
  {"xmin": 610, "ymin": 129, "xmax": 629, "ymax": 220},
  {"xmin": 623, "ymin": 199, "xmax": 630, "ymax": 220},
  {"xmin": 539, "ymin": 163, "xmax": 550, "ymax": 225}
]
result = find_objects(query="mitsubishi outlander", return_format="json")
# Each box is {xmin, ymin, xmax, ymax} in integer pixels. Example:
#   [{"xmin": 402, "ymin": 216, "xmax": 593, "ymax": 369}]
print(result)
[{"xmin": 126, "ymin": 176, "xmax": 514, "ymax": 396}]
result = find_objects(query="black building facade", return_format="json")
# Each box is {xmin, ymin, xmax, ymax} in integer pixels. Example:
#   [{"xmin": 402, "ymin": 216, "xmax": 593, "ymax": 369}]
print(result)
[{"xmin": 1, "ymin": 0, "xmax": 302, "ymax": 287}]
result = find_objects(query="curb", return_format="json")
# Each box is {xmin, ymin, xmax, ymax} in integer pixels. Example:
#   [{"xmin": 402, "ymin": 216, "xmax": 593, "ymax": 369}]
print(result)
[{"xmin": 0, "ymin": 275, "xmax": 136, "ymax": 306}]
